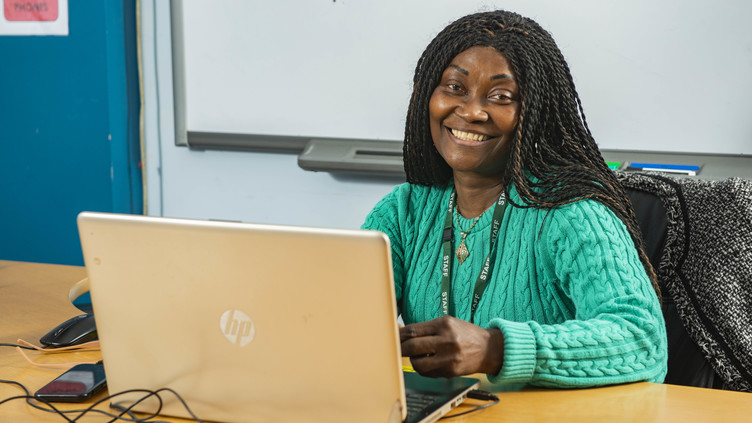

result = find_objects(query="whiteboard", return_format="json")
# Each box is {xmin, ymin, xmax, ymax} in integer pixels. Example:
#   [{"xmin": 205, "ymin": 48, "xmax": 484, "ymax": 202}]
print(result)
[{"xmin": 175, "ymin": 0, "xmax": 752, "ymax": 154}]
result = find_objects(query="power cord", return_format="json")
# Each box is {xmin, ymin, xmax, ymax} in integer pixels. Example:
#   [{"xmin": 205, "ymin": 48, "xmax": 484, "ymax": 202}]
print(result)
[
  {"xmin": 0, "ymin": 378, "xmax": 205, "ymax": 422},
  {"xmin": 0, "ymin": 342, "xmax": 38, "ymax": 350},
  {"xmin": 441, "ymin": 389, "xmax": 500, "ymax": 419}
]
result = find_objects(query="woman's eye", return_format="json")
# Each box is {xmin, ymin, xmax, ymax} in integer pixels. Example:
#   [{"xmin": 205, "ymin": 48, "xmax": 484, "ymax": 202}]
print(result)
[
  {"xmin": 490, "ymin": 93, "xmax": 514, "ymax": 104},
  {"xmin": 447, "ymin": 83, "xmax": 462, "ymax": 92}
]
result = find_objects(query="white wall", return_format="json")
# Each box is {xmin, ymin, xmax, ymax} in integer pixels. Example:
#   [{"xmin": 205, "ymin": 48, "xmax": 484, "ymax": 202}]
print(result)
[
  {"xmin": 140, "ymin": 1, "xmax": 751, "ymax": 225},
  {"xmin": 141, "ymin": 0, "xmax": 398, "ymax": 226},
  {"xmin": 159, "ymin": 146, "xmax": 400, "ymax": 228}
]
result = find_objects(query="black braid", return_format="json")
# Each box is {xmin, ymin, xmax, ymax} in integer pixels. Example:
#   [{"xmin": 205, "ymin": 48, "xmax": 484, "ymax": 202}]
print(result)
[{"xmin": 403, "ymin": 10, "xmax": 661, "ymax": 300}]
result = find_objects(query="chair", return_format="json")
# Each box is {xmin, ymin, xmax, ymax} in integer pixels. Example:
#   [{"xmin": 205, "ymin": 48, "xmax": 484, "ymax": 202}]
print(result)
[{"xmin": 617, "ymin": 171, "xmax": 752, "ymax": 392}]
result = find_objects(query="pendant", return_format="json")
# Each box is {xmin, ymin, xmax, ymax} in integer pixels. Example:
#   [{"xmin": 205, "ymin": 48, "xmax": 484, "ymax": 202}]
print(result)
[{"xmin": 456, "ymin": 241, "xmax": 469, "ymax": 264}]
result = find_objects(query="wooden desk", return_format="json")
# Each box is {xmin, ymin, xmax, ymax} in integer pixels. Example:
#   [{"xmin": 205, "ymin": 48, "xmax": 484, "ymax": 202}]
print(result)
[
  {"xmin": 0, "ymin": 261, "xmax": 112, "ymax": 422},
  {"xmin": 2, "ymin": 260, "xmax": 751, "ymax": 422}
]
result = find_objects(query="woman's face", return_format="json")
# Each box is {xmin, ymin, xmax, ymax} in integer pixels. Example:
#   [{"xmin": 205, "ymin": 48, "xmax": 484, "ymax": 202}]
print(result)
[{"xmin": 429, "ymin": 46, "xmax": 520, "ymax": 178}]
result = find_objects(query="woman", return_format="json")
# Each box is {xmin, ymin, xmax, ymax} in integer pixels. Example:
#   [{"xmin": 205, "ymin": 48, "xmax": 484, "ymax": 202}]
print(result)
[{"xmin": 362, "ymin": 10, "xmax": 667, "ymax": 388}]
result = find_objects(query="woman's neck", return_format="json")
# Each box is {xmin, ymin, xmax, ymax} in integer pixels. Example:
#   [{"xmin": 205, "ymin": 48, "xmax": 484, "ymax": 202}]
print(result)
[{"xmin": 453, "ymin": 173, "xmax": 506, "ymax": 218}]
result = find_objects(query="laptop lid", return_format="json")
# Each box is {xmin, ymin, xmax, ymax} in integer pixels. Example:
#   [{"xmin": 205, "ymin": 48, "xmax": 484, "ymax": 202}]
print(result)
[{"xmin": 78, "ymin": 212, "xmax": 476, "ymax": 423}]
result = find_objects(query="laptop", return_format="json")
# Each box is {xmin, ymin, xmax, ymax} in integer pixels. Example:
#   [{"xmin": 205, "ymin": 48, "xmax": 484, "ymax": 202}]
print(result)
[{"xmin": 77, "ymin": 212, "xmax": 479, "ymax": 423}]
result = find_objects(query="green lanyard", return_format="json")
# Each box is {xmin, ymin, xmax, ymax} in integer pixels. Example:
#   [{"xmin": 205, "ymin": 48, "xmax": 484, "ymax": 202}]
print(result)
[{"xmin": 440, "ymin": 189, "xmax": 507, "ymax": 322}]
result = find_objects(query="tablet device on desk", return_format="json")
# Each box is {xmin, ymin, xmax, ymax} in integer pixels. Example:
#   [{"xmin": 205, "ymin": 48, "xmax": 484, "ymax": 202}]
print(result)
[{"xmin": 77, "ymin": 212, "xmax": 479, "ymax": 423}]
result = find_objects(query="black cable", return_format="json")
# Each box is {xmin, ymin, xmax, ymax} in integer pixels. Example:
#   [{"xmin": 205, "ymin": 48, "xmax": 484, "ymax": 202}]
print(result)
[
  {"xmin": 1, "ymin": 344, "xmax": 202, "ymax": 421},
  {"xmin": 0, "ymin": 342, "xmax": 38, "ymax": 350},
  {"xmin": 0, "ymin": 378, "xmax": 76, "ymax": 422},
  {"xmin": 0, "ymin": 379, "xmax": 204, "ymax": 422},
  {"xmin": 440, "ymin": 389, "xmax": 500, "ymax": 419},
  {"xmin": 110, "ymin": 403, "xmax": 172, "ymax": 423},
  {"xmin": 152, "ymin": 388, "xmax": 205, "ymax": 423},
  {"xmin": 96, "ymin": 389, "xmax": 167, "ymax": 422},
  {"xmin": 110, "ymin": 403, "xmax": 141, "ymax": 420},
  {"xmin": 0, "ymin": 378, "xmax": 32, "ymax": 396}
]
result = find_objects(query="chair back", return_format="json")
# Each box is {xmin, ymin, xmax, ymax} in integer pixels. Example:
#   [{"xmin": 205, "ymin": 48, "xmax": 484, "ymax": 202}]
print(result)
[{"xmin": 618, "ymin": 171, "xmax": 752, "ymax": 392}]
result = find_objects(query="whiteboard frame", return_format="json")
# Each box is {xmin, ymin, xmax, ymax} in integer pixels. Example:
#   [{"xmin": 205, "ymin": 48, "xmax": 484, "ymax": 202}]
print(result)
[{"xmin": 170, "ymin": 0, "xmax": 752, "ymax": 156}]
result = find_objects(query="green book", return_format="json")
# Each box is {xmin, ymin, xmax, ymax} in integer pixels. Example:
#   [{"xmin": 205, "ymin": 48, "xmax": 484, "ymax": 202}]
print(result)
[{"xmin": 605, "ymin": 161, "xmax": 622, "ymax": 170}]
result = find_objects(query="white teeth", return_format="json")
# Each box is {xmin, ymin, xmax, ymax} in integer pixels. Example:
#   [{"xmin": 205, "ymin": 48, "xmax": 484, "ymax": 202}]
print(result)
[{"xmin": 451, "ymin": 129, "xmax": 489, "ymax": 142}]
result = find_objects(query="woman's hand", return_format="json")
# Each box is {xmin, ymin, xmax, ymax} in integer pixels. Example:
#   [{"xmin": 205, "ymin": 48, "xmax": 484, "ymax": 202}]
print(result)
[{"xmin": 399, "ymin": 316, "xmax": 504, "ymax": 378}]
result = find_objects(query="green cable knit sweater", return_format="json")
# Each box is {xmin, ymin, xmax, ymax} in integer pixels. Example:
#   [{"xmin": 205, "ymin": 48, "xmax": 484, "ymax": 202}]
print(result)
[{"xmin": 362, "ymin": 182, "xmax": 668, "ymax": 388}]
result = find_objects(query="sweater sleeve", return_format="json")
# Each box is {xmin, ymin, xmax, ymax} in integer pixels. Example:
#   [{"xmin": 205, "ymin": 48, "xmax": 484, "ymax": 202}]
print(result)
[
  {"xmin": 361, "ymin": 185, "xmax": 407, "ymax": 314},
  {"xmin": 487, "ymin": 200, "xmax": 668, "ymax": 387}
]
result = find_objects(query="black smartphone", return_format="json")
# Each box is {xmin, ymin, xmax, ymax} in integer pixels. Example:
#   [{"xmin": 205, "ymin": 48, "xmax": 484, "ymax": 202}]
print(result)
[{"xmin": 34, "ymin": 363, "xmax": 107, "ymax": 402}]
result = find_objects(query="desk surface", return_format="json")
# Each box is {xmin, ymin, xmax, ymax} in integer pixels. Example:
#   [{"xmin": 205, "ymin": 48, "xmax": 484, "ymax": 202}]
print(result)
[{"xmin": 1, "ymin": 260, "xmax": 751, "ymax": 422}]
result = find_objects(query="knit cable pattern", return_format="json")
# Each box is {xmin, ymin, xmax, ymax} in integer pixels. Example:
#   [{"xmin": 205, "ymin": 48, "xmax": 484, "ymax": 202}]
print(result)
[{"xmin": 363, "ymin": 182, "xmax": 667, "ymax": 387}]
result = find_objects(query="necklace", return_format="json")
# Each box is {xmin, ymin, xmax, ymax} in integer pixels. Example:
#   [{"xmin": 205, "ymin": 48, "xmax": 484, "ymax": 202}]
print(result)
[
  {"xmin": 440, "ymin": 190, "xmax": 508, "ymax": 320},
  {"xmin": 454, "ymin": 209, "xmax": 481, "ymax": 264}
]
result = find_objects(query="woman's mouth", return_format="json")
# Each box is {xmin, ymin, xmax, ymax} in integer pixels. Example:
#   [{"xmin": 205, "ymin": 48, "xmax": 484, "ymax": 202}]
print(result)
[{"xmin": 450, "ymin": 128, "xmax": 490, "ymax": 142}]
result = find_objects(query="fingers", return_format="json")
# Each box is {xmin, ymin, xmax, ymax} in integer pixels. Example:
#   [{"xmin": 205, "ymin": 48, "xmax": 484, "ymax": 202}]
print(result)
[
  {"xmin": 400, "ymin": 333, "xmax": 437, "ymax": 358},
  {"xmin": 410, "ymin": 354, "xmax": 452, "ymax": 378},
  {"xmin": 400, "ymin": 317, "xmax": 458, "ymax": 377},
  {"xmin": 399, "ymin": 319, "xmax": 440, "ymax": 342},
  {"xmin": 399, "ymin": 317, "xmax": 504, "ymax": 377}
]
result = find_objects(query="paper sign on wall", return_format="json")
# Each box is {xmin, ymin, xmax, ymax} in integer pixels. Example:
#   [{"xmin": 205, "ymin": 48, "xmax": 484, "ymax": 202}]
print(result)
[{"xmin": 0, "ymin": 0, "xmax": 68, "ymax": 35}]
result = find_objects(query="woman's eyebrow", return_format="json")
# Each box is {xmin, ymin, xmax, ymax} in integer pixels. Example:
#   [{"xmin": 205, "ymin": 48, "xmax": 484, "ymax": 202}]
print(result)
[
  {"xmin": 448, "ymin": 64, "xmax": 468, "ymax": 75},
  {"xmin": 491, "ymin": 73, "xmax": 514, "ymax": 81},
  {"xmin": 447, "ymin": 65, "xmax": 515, "ymax": 82}
]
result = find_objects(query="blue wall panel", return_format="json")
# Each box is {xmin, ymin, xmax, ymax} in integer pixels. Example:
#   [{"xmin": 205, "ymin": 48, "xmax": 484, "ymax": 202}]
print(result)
[{"xmin": 0, "ymin": 1, "xmax": 141, "ymax": 265}]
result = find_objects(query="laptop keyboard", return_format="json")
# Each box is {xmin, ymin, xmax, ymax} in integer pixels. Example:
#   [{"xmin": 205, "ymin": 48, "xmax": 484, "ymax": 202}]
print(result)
[{"xmin": 405, "ymin": 391, "xmax": 441, "ymax": 421}]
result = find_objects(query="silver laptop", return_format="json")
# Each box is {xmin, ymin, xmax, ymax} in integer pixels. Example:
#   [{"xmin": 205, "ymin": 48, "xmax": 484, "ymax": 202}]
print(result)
[{"xmin": 77, "ymin": 212, "xmax": 479, "ymax": 423}]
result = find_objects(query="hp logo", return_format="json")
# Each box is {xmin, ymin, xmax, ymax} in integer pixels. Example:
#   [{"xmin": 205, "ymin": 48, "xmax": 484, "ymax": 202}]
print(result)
[{"xmin": 219, "ymin": 309, "xmax": 256, "ymax": 346}]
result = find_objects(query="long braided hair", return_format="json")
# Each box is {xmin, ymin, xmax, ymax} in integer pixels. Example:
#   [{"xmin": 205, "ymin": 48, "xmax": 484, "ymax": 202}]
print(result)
[{"xmin": 403, "ymin": 10, "xmax": 661, "ymax": 299}]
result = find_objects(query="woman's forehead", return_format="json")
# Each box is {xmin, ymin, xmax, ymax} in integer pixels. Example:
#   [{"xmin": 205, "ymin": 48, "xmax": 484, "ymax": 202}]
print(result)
[{"xmin": 444, "ymin": 46, "xmax": 516, "ymax": 79}]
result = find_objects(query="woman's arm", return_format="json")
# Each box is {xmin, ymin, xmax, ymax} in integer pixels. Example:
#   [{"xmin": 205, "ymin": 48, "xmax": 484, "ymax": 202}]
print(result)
[
  {"xmin": 361, "ymin": 186, "xmax": 407, "ymax": 314},
  {"xmin": 488, "ymin": 200, "xmax": 668, "ymax": 387}
]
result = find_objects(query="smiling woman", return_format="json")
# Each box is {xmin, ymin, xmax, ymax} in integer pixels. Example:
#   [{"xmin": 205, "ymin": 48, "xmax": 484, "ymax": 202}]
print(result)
[
  {"xmin": 429, "ymin": 46, "xmax": 520, "ymax": 208},
  {"xmin": 362, "ymin": 10, "xmax": 668, "ymax": 388}
]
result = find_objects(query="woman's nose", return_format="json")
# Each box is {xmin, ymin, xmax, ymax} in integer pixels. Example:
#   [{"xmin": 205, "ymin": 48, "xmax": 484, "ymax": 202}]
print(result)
[{"xmin": 454, "ymin": 96, "xmax": 488, "ymax": 123}]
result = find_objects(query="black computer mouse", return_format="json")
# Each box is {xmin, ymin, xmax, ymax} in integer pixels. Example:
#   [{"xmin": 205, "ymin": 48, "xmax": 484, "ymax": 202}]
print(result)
[{"xmin": 40, "ymin": 313, "xmax": 98, "ymax": 347}]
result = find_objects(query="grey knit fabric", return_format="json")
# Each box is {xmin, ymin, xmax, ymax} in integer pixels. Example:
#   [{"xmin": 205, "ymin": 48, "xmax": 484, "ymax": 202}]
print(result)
[{"xmin": 616, "ymin": 171, "xmax": 752, "ymax": 392}]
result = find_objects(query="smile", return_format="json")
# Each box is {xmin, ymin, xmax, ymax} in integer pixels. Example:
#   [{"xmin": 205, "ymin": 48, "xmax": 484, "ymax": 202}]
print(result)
[{"xmin": 450, "ymin": 128, "xmax": 489, "ymax": 142}]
